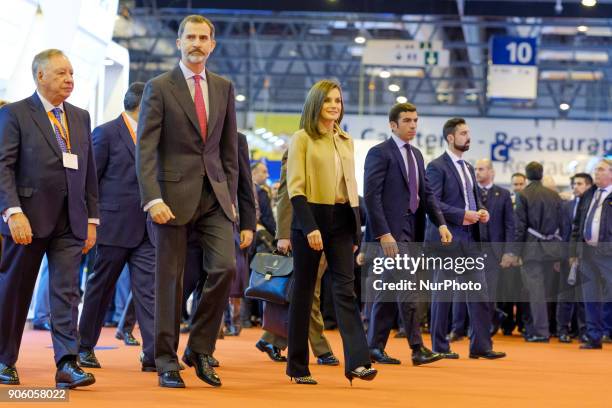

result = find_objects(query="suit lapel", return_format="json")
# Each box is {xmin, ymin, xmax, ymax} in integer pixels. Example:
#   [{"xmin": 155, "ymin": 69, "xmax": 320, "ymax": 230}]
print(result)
[
  {"xmin": 442, "ymin": 152, "xmax": 464, "ymax": 199},
  {"xmin": 117, "ymin": 116, "xmax": 135, "ymax": 158},
  {"xmin": 28, "ymin": 93, "xmax": 62, "ymax": 160},
  {"xmin": 205, "ymin": 70, "xmax": 219, "ymax": 141},
  {"xmin": 169, "ymin": 66, "xmax": 201, "ymax": 135},
  {"xmin": 387, "ymin": 138, "xmax": 409, "ymax": 188}
]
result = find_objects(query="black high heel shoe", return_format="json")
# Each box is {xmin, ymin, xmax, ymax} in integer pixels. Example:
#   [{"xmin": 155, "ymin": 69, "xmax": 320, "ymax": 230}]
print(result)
[
  {"xmin": 290, "ymin": 376, "xmax": 318, "ymax": 385},
  {"xmin": 345, "ymin": 367, "xmax": 378, "ymax": 386}
]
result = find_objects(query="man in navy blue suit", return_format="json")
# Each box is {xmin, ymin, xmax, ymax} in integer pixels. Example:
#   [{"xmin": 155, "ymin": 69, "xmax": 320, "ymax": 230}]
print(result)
[
  {"xmin": 425, "ymin": 118, "xmax": 505, "ymax": 360},
  {"xmin": 364, "ymin": 102, "xmax": 451, "ymax": 366},
  {"xmin": 450, "ymin": 159, "xmax": 515, "ymax": 339},
  {"xmin": 0, "ymin": 49, "xmax": 98, "ymax": 388},
  {"xmin": 556, "ymin": 173, "xmax": 590, "ymax": 343},
  {"xmin": 571, "ymin": 159, "xmax": 612, "ymax": 349},
  {"xmin": 77, "ymin": 83, "xmax": 157, "ymax": 371}
]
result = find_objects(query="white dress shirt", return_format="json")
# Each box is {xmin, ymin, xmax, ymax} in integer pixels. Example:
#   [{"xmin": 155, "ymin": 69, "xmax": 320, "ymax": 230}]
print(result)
[
  {"xmin": 585, "ymin": 184, "xmax": 612, "ymax": 246},
  {"xmin": 446, "ymin": 148, "xmax": 473, "ymax": 211},
  {"xmin": 2, "ymin": 91, "xmax": 99, "ymax": 225},
  {"xmin": 391, "ymin": 134, "xmax": 420, "ymax": 204},
  {"xmin": 124, "ymin": 111, "xmax": 138, "ymax": 135},
  {"xmin": 143, "ymin": 61, "xmax": 210, "ymax": 212}
]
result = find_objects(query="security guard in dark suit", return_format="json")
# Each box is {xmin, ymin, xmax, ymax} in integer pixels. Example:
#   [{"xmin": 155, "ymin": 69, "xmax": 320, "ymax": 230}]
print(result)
[{"xmin": 515, "ymin": 162, "xmax": 562, "ymax": 343}]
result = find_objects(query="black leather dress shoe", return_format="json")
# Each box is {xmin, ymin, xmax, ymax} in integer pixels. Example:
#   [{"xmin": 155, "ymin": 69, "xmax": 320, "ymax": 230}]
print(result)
[
  {"xmin": 138, "ymin": 352, "xmax": 157, "ymax": 372},
  {"xmin": 103, "ymin": 321, "xmax": 118, "ymax": 328},
  {"xmin": 580, "ymin": 342, "xmax": 602, "ymax": 349},
  {"xmin": 412, "ymin": 346, "xmax": 444, "ymax": 366},
  {"xmin": 394, "ymin": 329, "xmax": 407, "ymax": 338},
  {"xmin": 179, "ymin": 322, "xmax": 190, "ymax": 334},
  {"xmin": 182, "ymin": 348, "xmax": 221, "ymax": 387},
  {"xmin": 316, "ymin": 353, "xmax": 340, "ymax": 366},
  {"xmin": 525, "ymin": 335, "xmax": 550, "ymax": 343},
  {"xmin": 447, "ymin": 331, "xmax": 465, "ymax": 342},
  {"xmin": 558, "ymin": 334, "xmax": 572, "ymax": 343},
  {"xmin": 78, "ymin": 350, "xmax": 101, "ymax": 368},
  {"xmin": 32, "ymin": 322, "xmax": 52, "ymax": 331},
  {"xmin": 0, "ymin": 363, "xmax": 19, "ymax": 385},
  {"xmin": 370, "ymin": 348, "xmax": 401, "ymax": 364},
  {"xmin": 56, "ymin": 360, "xmax": 95, "ymax": 389},
  {"xmin": 255, "ymin": 340, "xmax": 287, "ymax": 362},
  {"xmin": 469, "ymin": 350, "xmax": 506, "ymax": 359},
  {"xmin": 437, "ymin": 351, "xmax": 460, "ymax": 359},
  {"xmin": 115, "ymin": 331, "xmax": 140, "ymax": 346},
  {"xmin": 207, "ymin": 355, "xmax": 220, "ymax": 367},
  {"xmin": 159, "ymin": 371, "xmax": 185, "ymax": 388}
]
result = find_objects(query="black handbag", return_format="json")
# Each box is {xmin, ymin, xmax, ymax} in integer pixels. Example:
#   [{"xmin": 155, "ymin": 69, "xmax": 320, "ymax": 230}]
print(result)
[{"xmin": 245, "ymin": 252, "xmax": 293, "ymax": 304}]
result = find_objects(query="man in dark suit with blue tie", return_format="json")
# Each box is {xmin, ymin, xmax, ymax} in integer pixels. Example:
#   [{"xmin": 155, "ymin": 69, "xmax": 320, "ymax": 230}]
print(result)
[
  {"xmin": 0, "ymin": 49, "xmax": 98, "ymax": 388},
  {"xmin": 570, "ymin": 159, "xmax": 612, "ymax": 349},
  {"xmin": 77, "ymin": 82, "xmax": 157, "ymax": 371},
  {"xmin": 425, "ymin": 118, "xmax": 505, "ymax": 360},
  {"xmin": 364, "ymin": 102, "xmax": 450, "ymax": 366}
]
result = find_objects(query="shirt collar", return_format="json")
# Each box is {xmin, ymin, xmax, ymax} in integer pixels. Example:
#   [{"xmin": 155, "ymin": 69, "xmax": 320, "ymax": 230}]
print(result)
[
  {"xmin": 391, "ymin": 134, "xmax": 409, "ymax": 150},
  {"xmin": 446, "ymin": 148, "xmax": 463, "ymax": 163},
  {"xmin": 36, "ymin": 90, "xmax": 64, "ymax": 113},
  {"xmin": 179, "ymin": 60, "xmax": 207, "ymax": 82},
  {"xmin": 478, "ymin": 182, "xmax": 494, "ymax": 190},
  {"xmin": 598, "ymin": 184, "xmax": 612, "ymax": 195},
  {"xmin": 123, "ymin": 112, "xmax": 138, "ymax": 131}
]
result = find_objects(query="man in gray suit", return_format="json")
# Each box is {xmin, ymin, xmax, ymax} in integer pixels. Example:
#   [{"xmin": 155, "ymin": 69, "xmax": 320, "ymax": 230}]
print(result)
[{"xmin": 136, "ymin": 14, "xmax": 238, "ymax": 389}]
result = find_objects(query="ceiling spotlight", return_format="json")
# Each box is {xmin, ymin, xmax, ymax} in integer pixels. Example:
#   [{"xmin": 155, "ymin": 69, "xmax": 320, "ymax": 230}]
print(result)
[
  {"xmin": 581, "ymin": 0, "xmax": 597, "ymax": 7},
  {"xmin": 396, "ymin": 96, "xmax": 408, "ymax": 104},
  {"xmin": 559, "ymin": 102, "xmax": 571, "ymax": 111},
  {"xmin": 254, "ymin": 128, "xmax": 266, "ymax": 134},
  {"xmin": 379, "ymin": 70, "xmax": 391, "ymax": 79},
  {"xmin": 274, "ymin": 139, "xmax": 285, "ymax": 147},
  {"xmin": 262, "ymin": 132, "xmax": 273, "ymax": 139},
  {"xmin": 235, "ymin": 94, "xmax": 246, "ymax": 102},
  {"xmin": 354, "ymin": 35, "xmax": 366, "ymax": 44},
  {"xmin": 388, "ymin": 84, "xmax": 400, "ymax": 92},
  {"xmin": 577, "ymin": 25, "xmax": 589, "ymax": 33}
]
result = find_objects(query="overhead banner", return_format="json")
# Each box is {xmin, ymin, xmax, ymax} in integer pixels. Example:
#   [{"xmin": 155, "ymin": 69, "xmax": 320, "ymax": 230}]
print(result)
[
  {"xmin": 362, "ymin": 40, "xmax": 450, "ymax": 67},
  {"xmin": 341, "ymin": 114, "xmax": 612, "ymax": 187},
  {"xmin": 487, "ymin": 36, "xmax": 538, "ymax": 100}
]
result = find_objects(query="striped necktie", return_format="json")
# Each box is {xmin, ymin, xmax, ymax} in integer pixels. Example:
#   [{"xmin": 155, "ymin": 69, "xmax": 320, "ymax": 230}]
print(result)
[{"xmin": 51, "ymin": 108, "xmax": 68, "ymax": 153}]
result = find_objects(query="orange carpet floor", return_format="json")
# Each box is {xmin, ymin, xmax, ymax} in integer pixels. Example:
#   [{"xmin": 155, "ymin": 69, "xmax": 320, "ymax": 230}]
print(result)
[{"xmin": 7, "ymin": 326, "xmax": 611, "ymax": 407}]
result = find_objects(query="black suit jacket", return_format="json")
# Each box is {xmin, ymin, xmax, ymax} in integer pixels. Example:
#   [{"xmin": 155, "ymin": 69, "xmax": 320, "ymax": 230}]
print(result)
[
  {"xmin": 479, "ymin": 184, "xmax": 514, "ymax": 258},
  {"xmin": 571, "ymin": 185, "xmax": 612, "ymax": 257},
  {"xmin": 0, "ymin": 93, "xmax": 98, "ymax": 240},
  {"xmin": 136, "ymin": 65, "xmax": 238, "ymax": 224},
  {"xmin": 514, "ymin": 180, "xmax": 562, "ymax": 261},
  {"xmin": 237, "ymin": 132, "xmax": 256, "ymax": 232}
]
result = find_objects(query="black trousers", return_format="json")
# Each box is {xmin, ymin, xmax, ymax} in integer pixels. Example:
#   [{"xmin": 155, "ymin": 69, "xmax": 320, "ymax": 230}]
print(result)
[
  {"xmin": 287, "ymin": 204, "xmax": 370, "ymax": 377},
  {"xmin": 152, "ymin": 179, "xmax": 235, "ymax": 374},
  {"xmin": 0, "ymin": 205, "xmax": 82, "ymax": 367},
  {"xmin": 79, "ymin": 237, "xmax": 155, "ymax": 363}
]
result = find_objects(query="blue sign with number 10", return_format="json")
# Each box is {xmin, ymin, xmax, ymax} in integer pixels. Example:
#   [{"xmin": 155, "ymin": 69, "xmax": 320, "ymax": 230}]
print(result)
[{"xmin": 491, "ymin": 36, "xmax": 537, "ymax": 66}]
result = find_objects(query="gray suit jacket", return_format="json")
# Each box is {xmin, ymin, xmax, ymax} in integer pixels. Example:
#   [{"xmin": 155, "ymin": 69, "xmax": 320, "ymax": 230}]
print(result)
[{"xmin": 136, "ymin": 65, "xmax": 238, "ymax": 225}]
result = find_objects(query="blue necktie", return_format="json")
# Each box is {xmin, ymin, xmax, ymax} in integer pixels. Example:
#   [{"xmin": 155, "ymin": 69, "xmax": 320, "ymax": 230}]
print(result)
[
  {"xmin": 51, "ymin": 108, "xmax": 68, "ymax": 153},
  {"xmin": 457, "ymin": 160, "xmax": 477, "ymax": 211},
  {"xmin": 584, "ymin": 189, "xmax": 605, "ymax": 241},
  {"xmin": 404, "ymin": 144, "xmax": 419, "ymax": 213}
]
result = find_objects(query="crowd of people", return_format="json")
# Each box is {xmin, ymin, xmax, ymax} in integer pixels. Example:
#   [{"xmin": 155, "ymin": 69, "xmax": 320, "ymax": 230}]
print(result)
[{"xmin": 0, "ymin": 13, "xmax": 610, "ymax": 390}]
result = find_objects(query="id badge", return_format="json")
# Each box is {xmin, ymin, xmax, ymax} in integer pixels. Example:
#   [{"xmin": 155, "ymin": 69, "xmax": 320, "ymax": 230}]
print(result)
[{"xmin": 62, "ymin": 152, "xmax": 78, "ymax": 170}]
